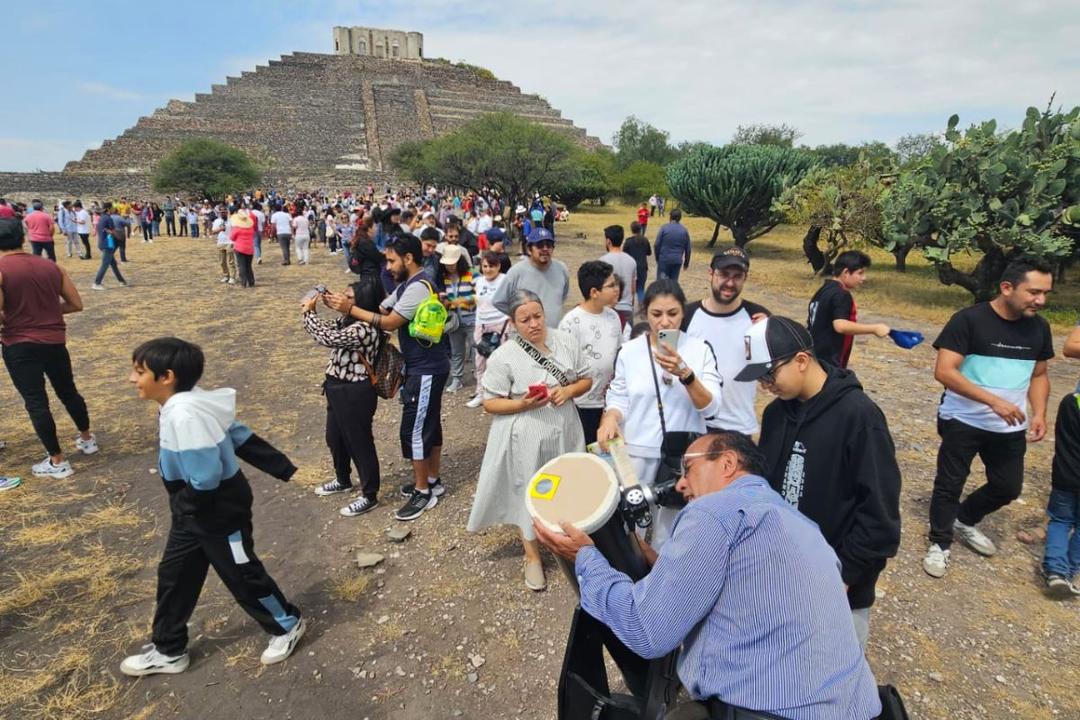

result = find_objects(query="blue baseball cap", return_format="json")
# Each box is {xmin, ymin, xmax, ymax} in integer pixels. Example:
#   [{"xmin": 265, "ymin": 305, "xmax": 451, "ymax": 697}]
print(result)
[{"xmin": 527, "ymin": 227, "xmax": 555, "ymax": 244}]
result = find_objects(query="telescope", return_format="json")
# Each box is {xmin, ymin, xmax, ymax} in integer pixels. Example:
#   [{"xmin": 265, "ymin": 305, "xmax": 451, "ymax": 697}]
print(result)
[{"xmin": 526, "ymin": 444, "xmax": 686, "ymax": 720}]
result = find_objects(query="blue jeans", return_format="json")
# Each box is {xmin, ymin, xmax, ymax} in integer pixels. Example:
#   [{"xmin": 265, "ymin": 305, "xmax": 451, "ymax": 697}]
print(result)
[
  {"xmin": 94, "ymin": 248, "xmax": 126, "ymax": 285},
  {"xmin": 1044, "ymin": 488, "xmax": 1080, "ymax": 577},
  {"xmin": 635, "ymin": 266, "xmax": 648, "ymax": 305},
  {"xmin": 254, "ymin": 233, "xmax": 262, "ymax": 259},
  {"xmin": 658, "ymin": 262, "xmax": 682, "ymax": 282}
]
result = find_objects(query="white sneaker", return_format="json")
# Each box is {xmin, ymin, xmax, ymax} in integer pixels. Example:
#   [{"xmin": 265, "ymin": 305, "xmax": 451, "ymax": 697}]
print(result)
[
  {"xmin": 75, "ymin": 434, "xmax": 99, "ymax": 455},
  {"xmin": 220, "ymin": 277, "xmax": 229, "ymax": 283},
  {"xmin": 91, "ymin": 284, "xmax": 105, "ymax": 291},
  {"xmin": 923, "ymin": 543, "xmax": 950, "ymax": 578},
  {"xmin": 954, "ymin": 520, "xmax": 997, "ymax": 556},
  {"xmin": 465, "ymin": 394, "xmax": 484, "ymax": 409},
  {"xmin": 32, "ymin": 457, "xmax": 74, "ymax": 479},
  {"xmin": 120, "ymin": 644, "xmax": 190, "ymax": 677},
  {"xmin": 228, "ymin": 278, "xmax": 236, "ymax": 285},
  {"xmin": 261, "ymin": 618, "xmax": 306, "ymax": 665},
  {"xmin": 445, "ymin": 379, "xmax": 464, "ymax": 394}
]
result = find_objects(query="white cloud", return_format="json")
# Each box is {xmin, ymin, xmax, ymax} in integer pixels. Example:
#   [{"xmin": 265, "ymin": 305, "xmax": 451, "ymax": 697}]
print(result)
[
  {"xmin": 77, "ymin": 81, "xmax": 145, "ymax": 101},
  {"xmin": 0, "ymin": 138, "xmax": 101, "ymax": 174}
]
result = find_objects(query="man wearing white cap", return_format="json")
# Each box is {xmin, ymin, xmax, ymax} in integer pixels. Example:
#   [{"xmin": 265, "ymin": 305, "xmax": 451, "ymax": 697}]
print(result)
[{"xmin": 739, "ymin": 316, "xmax": 901, "ymax": 649}]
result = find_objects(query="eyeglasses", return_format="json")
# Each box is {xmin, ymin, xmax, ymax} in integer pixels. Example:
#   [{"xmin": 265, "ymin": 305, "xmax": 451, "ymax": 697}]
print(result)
[
  {"xmin": 757, "ymin": 355, "xmax": 795, "ymax": 385},
  {"xmin": 679, "ymin": 451, "xmax": 712, "ymax": 478},
  {"xmin": 601, "ymin": 280, "xmax": 619, "ymax": 290}
]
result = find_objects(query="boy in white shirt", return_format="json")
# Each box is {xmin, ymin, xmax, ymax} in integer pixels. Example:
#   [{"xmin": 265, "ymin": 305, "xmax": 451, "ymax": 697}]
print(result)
[
  {"xmin": 557, "ymin": 260, "xmax": 623, "ymax": 444},
  {"xmin": 467, "ymin": 251, "xmax": 509, "ymax": 409}
]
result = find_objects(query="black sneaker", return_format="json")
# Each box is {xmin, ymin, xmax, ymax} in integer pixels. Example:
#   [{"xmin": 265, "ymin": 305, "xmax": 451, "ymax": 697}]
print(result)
[
  {"xmin": 314, "ymin": 478, "xmax": 352, "ymax": 496},
  {"xmin": 395, "ymin": 490, "xmax": 437, "ymax": 521},
  {"xmin": 1046, "ymin": 573, "xmax": 1074, "ymax": 599},
  {"xmin": 340, "ymin": 495, "xmax": 379, "ymax": 517},
  {"xmin": 399, "ymin": 477, "xmax": 444, "ymax": 498}
]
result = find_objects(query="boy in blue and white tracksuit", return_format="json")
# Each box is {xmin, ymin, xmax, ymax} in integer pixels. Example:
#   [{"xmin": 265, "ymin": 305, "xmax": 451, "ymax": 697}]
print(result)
[{"xmin": 121, "ymin": 337, "xmax": 304, "ymax": 676}]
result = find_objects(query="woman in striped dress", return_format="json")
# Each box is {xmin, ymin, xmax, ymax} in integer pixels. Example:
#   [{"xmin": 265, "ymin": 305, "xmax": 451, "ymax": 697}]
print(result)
[{"xmin": 466, "ymin": 290, "xmax": 592, "ymax": 591}]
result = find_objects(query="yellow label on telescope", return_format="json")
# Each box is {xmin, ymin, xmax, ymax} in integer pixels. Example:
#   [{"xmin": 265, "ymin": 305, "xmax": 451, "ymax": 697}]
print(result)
[{"xmin": 529, "ymin": 473, "xmax": 561, "ymax": 500}]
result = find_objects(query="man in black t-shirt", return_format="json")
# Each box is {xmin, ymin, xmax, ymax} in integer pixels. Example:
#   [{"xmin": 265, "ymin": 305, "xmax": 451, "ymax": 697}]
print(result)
[
  {"xmin": 623, "ymin": 221, "xmax": 651, "ymax": 307},
  {"xmin": 807, "ymin": 251, "xmax": 890, "ymax": 368},
  {"xmin": 922, "ymin": 257, "xmax": 1054, "ymax": 580}
]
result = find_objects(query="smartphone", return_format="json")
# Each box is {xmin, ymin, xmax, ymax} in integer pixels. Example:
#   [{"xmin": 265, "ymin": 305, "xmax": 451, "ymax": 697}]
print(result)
[
  {"xmin": 527, "ymin": 383, "xmax": 549, "ymax": 400},
  {"xmin": 657, "ymin": 329, "xmax": 680, "ymax": 351}
]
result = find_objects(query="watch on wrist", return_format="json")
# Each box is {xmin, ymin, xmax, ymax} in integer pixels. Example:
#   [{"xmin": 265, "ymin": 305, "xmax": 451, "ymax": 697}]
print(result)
[{"xmin": 679, "ymin": 370, "xmax": 696, "ymax": 386}]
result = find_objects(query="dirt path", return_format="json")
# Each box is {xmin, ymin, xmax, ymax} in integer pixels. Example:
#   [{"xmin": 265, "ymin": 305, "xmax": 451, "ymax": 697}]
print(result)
[{"xmin": 0, "ymin": 227, "xmax": 1077, "ymax": 719}]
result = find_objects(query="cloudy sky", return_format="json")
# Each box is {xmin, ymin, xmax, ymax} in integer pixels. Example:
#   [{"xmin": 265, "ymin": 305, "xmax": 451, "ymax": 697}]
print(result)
[{"xmin": 3, "ymin": 0, "xmax": 1077, "ymax": 172}]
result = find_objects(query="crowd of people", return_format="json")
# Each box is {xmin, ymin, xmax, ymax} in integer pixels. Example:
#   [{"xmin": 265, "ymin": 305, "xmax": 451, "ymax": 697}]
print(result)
[{"xmin": 1, "ymin": 185, "xmax": 1078, "ymax": 719}]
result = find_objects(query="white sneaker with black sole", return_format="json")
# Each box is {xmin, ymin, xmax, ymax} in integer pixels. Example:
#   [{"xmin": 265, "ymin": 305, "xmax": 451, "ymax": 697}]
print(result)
[
  {"xmin": 120, "ymin": 644, "xmax": 190, "ymax": 677},
  {"xmin": 395, "ymin": 489, "xmax": 437, "ymax": 521},
  {"xmin": 32, "ymin": 457, "xmax": 74, "ymax": 479},
  {"xmin": 923, "ymin": 543, "xmax": 950, "ymax": 578},
  {"xmin": 261, "ymin": 618, "xmax": 306, "ymax": 665},
  {"xmin": 75, "ymin": 434, "xmax": 99, "ymax": 455},
  {"xmin": 953, "ymin": 520, "xmax": 997, "ymax": 556},
  {"xmin": 340, "ymin": 495, "xmax": 379, "ymax": 517},
  {"xmin": 399, "ymin": 478, "xmax": 444, "ymax": 498},
  {"xmin": 1045, "ymin": 573, "xmax": 1074, "ymax": 599},
  {"xmin": 314, "ymin": 478, "xmax": 352, "ymax": 496}
]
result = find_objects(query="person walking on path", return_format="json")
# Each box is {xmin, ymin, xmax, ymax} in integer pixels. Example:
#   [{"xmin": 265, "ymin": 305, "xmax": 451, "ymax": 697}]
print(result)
[
  {"xmin": 599, "ymin": 225, "xmax": 638, "ymax": 328},
  {"xmin": 58, "ymin": 200, "xmax": 79, "ymax": 259},
  {"xmin": 270, "ymin": 204, "xmax": 293, "ymax": 265},
  {"xmin": 92, "ymin": 202, "xmax": 128, "ymax": 290},
  {"xmin": 73, "ymin": 200, "xmax": 92, "ymax": 259},
  {"xmin": 806, "ymin": 250, "xmax": 890, "ymax": 369},
  {"xmin": 653, "ymin": 208, "xmax": 691, "ymax": 282},
  {"xmin": 923, "ymin": 256, "xmax": 1054, "ymax": 580},
  {"xmin": 0, "ymin": 216, "xmax": 98, "ymax": 479},
  {"xmin": 623, "ymin": 221, "xmax": 652, "ymax": 308}
]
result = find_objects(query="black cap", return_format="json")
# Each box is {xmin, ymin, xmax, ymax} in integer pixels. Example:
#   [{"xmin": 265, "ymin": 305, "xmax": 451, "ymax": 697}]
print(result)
[
  {"xmin": 711, "ymin": 245, "xmax": 750, "ymax": 271},
  {"xmin": 734, "ymin": 316, "xmax": 814, "ymax": 382}
]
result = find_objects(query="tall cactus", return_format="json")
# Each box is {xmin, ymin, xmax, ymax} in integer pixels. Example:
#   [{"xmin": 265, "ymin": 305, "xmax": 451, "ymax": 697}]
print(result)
[{"xmin": 666, "ymin": 144, "xmax": 816, "ymax": 247}]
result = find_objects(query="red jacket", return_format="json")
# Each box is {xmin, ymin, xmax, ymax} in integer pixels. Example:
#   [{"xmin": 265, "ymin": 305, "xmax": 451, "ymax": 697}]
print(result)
[
  {"xmin": 229, "ymin": 225, "xmax": 255, "ymax": 255},
  {"xmin": 637, "ymin": 207, "xmax": 649, "ymax": 225}
]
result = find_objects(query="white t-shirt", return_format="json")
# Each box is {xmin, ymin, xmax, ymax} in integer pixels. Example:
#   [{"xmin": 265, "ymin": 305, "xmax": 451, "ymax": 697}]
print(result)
[
  {"xmin": 558, "ymin": 305, "xmax": 623, "ymax": 408},
  {"xmin": 250, "ymin": 208, "xmax": 265, "ymax": 233},
  {"xmin": 74, "ymin": 209, "xmax": 91, "ymax": 234},
  {"xmin": 682, "ymin": 299, "xmax": 769, "ymax": 435},
  {"xmin": 475, "ymin": 274, "xmax": 508, "ymax": 326},
  {"xmin": 291, "ymin": 214, "xmax": 310, "ymax": 239},
  {"xmin": 270, "ymin": 211, "xmax": 293, "ymax": 235}
]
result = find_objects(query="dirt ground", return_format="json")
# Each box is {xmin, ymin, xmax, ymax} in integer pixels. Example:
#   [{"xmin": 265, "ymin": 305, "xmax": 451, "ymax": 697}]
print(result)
[{"xmin": 1, "ymin": 213, "xmax": 1078, "ymax": 720}]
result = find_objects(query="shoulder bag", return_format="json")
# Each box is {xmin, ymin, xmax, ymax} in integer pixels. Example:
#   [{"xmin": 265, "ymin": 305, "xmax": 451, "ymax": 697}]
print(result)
[
  {"xmin": 645, "ymin": 336, "xmax": 699, "ymax": 490},
  {"xmin": 514, "ymin": 334, "xmax": 572, "ymax": 387},
  {"xmin": 357, "ymin": 331, "xmax": 405, "ymax": 400}
]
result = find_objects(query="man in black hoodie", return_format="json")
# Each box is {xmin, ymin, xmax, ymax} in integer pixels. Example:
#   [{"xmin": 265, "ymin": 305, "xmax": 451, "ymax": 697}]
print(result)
[{"xmin": 736, "ymin": 316, "xmax": 901, "ymax": 649}]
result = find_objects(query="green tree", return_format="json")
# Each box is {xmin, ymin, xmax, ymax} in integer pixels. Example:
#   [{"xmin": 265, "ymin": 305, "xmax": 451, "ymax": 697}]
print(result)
[
  {"xmin": 731, "ymin": 123, "xmax": 803, "ymax": 148},
  {"xmin": 614, "ymin": 160, "xmax": 668, "ymax": 203},
  {"xmin": 612, "ymin": 116, "xmax": 678, "ymax": 169},
  {"xmin": 390, "ymin": 112, "xmax": 577, "ymax": 215},
  {"xmin": 389, "ymin": 140, "xmax": 437, "ymax": 188},
  {"xmin": 882, "ymin": 104, "xmax": 1080, "ymax": 301},
  {"xmin": 893, "ymin": 132, "xmax": 943, "ymax": 166},
  {"xmin": 552, "ymin": 149, "xmax": 616, "ymax": 210},
  {"xmin": 152, "ymin": 139, "xmax": 260, "ymax": 200},
  {"xmin": 807, "ymin": 141, "xmax": 897, "ymax": 168},
  {"xmin": 667, "ymin": 144, "xmax": 817, "ymax": 247}
]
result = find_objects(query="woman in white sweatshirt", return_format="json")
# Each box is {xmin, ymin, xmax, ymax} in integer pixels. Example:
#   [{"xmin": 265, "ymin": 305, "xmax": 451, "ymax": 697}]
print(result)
[{"xmin": 597, "ymin": 278, "xmax": 722, "ymax": 547}]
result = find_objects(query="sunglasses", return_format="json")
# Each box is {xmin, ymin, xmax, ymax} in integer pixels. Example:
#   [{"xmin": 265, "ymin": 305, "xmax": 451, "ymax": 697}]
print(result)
[
  {"xmin": 532, "ymin": 240, "xmax": 555, "ymax": 249},
  {"xmin": 757, "ymin": 355, "xmax": 795, "ymax": 385}
]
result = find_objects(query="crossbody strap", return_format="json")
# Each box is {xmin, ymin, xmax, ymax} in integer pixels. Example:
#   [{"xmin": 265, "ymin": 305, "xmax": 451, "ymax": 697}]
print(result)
[
  {"xmin": 645, "ymin": 336, "xmax": 668, "ymax": 436},
  {"xmin": 514, "ymin": 334, "xmax": 572, "ymax": 387}
]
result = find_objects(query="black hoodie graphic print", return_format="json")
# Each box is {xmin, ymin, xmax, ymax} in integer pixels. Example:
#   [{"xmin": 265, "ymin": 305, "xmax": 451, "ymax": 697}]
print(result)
[{"xmin": 758, "ymin": 365, "xmax": 902, "ymax": 610}]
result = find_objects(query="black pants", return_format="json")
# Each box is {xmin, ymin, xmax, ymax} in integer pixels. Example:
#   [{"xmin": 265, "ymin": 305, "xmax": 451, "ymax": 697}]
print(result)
[
  {"xmin": 324, "ymin": 377, "xmax": 381, "ymax": 498},
  {"xmin": 165, "ymin": 217, "xmax": 176, "ymax": 236},
  {"xmin": 236, "ymin": 251, "xmax": 255, "ymax": 287},
  {"xmin": 141, "ymin": 222, "xmax": 152, "ymax": 241},
  {"xmin": 577, "ymin": 406, "xmax": 603, "ymax": 447},
  {"xmin": 277, "ymin": 234, "xmax": 292, "ymax": 264},
  {"xmin": 78, "ymin": 233, "xmax": 91, "ymax": 258},
  {"xmin": 2, "ymin": 342, "xmax": 90, "ymax": 456},
  {"xmin": 30, "ymin": 241, "xmax": 56, "ymax": 261},
  {"xmin": 179, "ymin": 217, "xmax": 188, "ymax": 234},
  {"xmin": 116, "ymin": 235, "xmax": 128, "ymax": 262},
  {"xmin": 929, "ymin": 417, "xmax": 1027, "ymax": 547},
  {"xmin": 152, "ymin": 513, "xmax": 300, "ymax": 656}
]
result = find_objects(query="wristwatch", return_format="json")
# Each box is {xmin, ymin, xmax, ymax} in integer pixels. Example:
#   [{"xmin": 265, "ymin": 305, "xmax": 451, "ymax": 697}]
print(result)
[{"xmin": 678, "ymin": 370, "xmax": 696, "ymax": 386}]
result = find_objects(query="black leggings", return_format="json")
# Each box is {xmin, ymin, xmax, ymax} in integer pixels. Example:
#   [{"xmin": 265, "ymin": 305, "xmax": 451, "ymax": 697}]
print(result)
[
  {"xmin": 2, "ymin": 342, "xmax": 90, "ymax": 456},
  {"xmin": 235, "ymin": 252, "xmax": 255, "ymax": 287},
  {"xmin": 78, "ymin": 233, "xmax": 91, "ymax": 258},
  {"xmin": 324, "ymin": 377, "xmax": 380, "ymax": 498}
]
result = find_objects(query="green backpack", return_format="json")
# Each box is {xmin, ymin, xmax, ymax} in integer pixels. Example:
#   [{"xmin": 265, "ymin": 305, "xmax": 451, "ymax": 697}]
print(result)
[{"xmin": 408, "ymin": 279, "xmax": 448, "ymax": 345}]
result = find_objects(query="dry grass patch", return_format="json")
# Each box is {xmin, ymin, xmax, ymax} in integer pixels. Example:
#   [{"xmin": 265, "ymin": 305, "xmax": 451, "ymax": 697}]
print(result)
[{"xmin": 329, "ymin": 573, "xmax": 370, "ymax": 602}]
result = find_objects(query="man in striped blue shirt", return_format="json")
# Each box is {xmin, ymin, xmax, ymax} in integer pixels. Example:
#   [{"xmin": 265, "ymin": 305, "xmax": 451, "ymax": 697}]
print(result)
[{"xmin": 536, "ymin": 432, "xmax": 881, "ymax": 720}]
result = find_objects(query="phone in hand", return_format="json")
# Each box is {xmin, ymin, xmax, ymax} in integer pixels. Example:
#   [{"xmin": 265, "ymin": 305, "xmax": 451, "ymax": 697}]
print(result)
[
  {"xmin": 527, "ymin": 383, "xmax": 549, "ymax": 400},
  {"xmin": 657, "ymin": 329, "xmax": 680, "ymax": 352}
]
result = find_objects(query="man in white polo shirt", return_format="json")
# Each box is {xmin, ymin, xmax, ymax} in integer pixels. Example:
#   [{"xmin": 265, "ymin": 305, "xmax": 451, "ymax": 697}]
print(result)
[{"xmin": 682, "ymin": 246, "xmax": 769, "ymax": 436}]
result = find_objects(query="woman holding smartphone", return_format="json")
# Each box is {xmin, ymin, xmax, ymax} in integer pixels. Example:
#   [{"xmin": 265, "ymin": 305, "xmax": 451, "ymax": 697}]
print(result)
[
  {"xmin": 466, "ymin": 290, "xmax": 592, "ymax": 592},
  {"xmin": 596, "ymin": 279, "xmax": 722, "ymax": 547}
]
